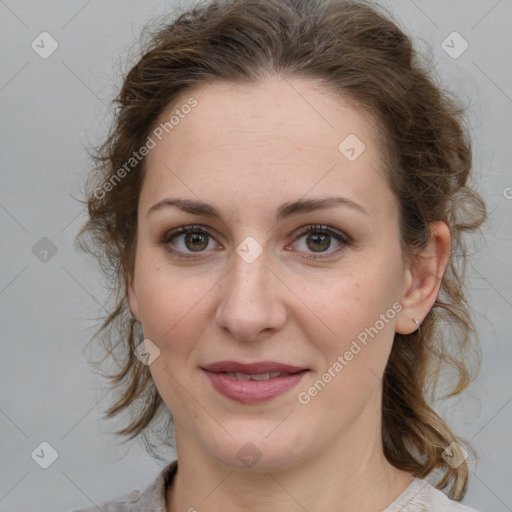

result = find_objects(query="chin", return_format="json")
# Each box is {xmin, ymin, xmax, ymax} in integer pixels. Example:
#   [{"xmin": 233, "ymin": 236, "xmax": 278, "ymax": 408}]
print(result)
[{"xmin": 202, "ymin": 424, "xmax": 312, "ymax": 473}]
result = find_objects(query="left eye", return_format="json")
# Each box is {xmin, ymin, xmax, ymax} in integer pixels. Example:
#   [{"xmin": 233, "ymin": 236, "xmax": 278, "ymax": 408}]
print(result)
[{"xmin": 287, "ymin": 225, "xmax": 349, "ymax": 257}]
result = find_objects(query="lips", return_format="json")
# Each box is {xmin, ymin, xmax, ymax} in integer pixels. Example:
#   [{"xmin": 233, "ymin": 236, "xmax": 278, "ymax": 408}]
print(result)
[
  {"xmin": 202, "ymin": 361, "xmax": 308, "ymax": 404},
  {"xmin": 203, "ymin": 361, "xmax": 307, "ymax": 374}
]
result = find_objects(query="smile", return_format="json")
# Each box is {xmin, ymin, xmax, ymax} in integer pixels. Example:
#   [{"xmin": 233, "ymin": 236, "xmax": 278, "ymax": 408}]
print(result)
[
  {"xmin": 202, "ymin": 361, "xmax": 309, "ymax": 404},
  {"xmin": 225, "ymin": 371, "xmax": 292, "ymax": 380}
]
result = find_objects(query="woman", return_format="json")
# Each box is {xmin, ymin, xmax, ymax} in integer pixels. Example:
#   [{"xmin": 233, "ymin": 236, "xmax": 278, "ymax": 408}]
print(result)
[{"xmin": 74, "ymin": 0, "xmax": 486, "ymax": 510}]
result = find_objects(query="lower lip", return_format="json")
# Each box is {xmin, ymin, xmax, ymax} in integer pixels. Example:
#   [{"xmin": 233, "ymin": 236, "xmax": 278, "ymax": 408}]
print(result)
[{"xmin": 203, "ymin": 370, "xmax": 308, "ymax": 404}]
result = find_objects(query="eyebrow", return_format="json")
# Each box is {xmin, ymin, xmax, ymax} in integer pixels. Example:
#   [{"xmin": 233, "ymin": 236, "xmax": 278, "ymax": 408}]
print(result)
[{"xmin": 146, "ymin": 196, "xmax": 368, "ymax": 222}]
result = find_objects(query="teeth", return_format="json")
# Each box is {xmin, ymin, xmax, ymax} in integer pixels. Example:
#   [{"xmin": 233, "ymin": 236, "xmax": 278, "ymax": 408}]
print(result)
[
  {"xmin": 250, "ymin": 372, "xmax": 271, "ymax": 380},
  {"xmin": 226, "ymin": 372, "xmax": 288, "ymax": 380}
]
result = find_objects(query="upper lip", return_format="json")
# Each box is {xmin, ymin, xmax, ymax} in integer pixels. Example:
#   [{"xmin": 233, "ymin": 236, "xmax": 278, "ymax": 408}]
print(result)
[{"xmin": 202, "ymin": 361, "xmax": 307, "ymax": 374}]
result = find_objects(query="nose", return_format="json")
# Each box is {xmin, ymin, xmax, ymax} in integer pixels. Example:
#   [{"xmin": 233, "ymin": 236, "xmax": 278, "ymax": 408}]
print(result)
[{"xmin": 215, "ymin": 250, "xmax": 287, "ymax": 342}]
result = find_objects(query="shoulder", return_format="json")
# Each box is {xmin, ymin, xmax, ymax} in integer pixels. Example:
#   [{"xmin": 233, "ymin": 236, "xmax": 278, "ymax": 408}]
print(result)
[
  {"xmin": 71, "ymin": 488, "xmax": 143, "ymax": 512},
  {"xmin": 384, "ymin": 477, "xmax": 481, "ymax": 512},
  {"xmin": 69, "ymin": 460, "xmax": 178, "ymax": 512}
]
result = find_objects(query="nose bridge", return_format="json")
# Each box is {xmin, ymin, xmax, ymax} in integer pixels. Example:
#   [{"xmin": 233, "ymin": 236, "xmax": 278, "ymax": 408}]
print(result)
[
  {"xmin": 233, "ymin": 254, "xmax": 267, "ymax": 301},
  {"xmin": 215, "ymin": 248, "xmax": 286, "ymax": 340}
]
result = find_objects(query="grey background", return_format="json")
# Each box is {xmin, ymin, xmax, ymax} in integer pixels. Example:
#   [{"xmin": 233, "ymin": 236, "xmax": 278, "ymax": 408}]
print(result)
[{"xmin": 1, "ymin": 1, "xmax": 511, "ymax": 511}]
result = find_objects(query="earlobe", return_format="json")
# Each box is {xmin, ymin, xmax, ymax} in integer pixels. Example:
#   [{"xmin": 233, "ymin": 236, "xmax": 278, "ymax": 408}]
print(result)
[
  {"xmin": 126, "ymin": 274, "xmax": 141, "ymax": 322},
  {"xmin": 395, "ymin": 221, "xmax": 451, "ymax": 335}
]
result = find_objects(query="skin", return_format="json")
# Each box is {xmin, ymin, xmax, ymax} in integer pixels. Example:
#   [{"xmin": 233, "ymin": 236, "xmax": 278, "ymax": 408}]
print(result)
[{"xmin": 127, "ymin": 75, "xmax": 451, "ymax": 512}]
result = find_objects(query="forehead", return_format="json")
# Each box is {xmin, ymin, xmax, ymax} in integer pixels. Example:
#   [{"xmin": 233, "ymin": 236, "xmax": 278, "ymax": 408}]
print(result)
[
  {"xmin": 151, "ymin": 76, "xmax": 377, "ymax": 159},
  {"xmin": 141, "ymin": 76, "xmax": 394, "ymax": 221}
]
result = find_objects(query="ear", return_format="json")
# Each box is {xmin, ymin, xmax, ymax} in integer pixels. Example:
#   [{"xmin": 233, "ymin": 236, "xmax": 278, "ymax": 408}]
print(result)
[
  {"xmin": 126, "ymin": 272, "xmax": 141, "ymax": 322},
  {"xmin": 395, "ymin": 221, "xmax": 451, "ymax": 335}
]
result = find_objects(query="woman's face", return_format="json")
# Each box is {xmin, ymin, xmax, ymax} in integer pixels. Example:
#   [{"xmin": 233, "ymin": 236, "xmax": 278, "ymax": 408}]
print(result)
[{"xmin": 128, "ymin": 76, "xmax": 411, "ymax": 470}]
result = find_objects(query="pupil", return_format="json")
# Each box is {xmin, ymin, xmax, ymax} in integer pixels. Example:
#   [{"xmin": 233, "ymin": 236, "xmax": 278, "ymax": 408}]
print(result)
[
  {"xmin": 308, "ymin": 233, "xmax": 330, "ymax": 252},
  {"xmin": 186, "ymin": 233, "xmax": 208, "ymax": 251}
]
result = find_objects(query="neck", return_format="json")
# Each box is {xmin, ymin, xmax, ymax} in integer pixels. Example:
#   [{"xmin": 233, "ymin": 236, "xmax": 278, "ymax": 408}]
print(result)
[{"xmin": 166, "ymin": 396, "xmax": 413, "ymax": 512}]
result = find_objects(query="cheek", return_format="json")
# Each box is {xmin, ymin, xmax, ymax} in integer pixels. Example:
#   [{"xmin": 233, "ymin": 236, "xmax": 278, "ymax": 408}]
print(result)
[
  {"xmin": 136, "ymin": 261, "xmax": 212, "ymax": 414},
  {"xmin": 300, "ymin": 280, "xmax": 397, "ymax": 418},
  {"xmin": 299, "ymin": 267, "xmax": 393, "ymax": 335},
  {"xmin": 134, "ymin": 255, "xmax": 215, "ymax": 355},
  {"xmin": 299, "ymin": 266, "xmax": 399, "ymax": 373}
]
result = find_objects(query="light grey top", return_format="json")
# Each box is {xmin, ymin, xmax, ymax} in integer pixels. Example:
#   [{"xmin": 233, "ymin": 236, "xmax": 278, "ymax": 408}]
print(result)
[{"xmin": 71, "ymin": 460, "xmax": 480, "ymax": 511}]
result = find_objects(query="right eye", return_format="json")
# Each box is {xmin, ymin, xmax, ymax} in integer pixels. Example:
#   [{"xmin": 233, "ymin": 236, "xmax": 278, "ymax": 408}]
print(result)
[{"xmin": 161, "ymin": 225, "xmax": 221, "ymax": 259}]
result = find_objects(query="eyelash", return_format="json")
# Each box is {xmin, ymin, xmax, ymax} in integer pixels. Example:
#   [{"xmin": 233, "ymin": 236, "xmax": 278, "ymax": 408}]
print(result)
[{"xmin": 160, "ymin": 224, "xmax": 351, "ymax": 261}]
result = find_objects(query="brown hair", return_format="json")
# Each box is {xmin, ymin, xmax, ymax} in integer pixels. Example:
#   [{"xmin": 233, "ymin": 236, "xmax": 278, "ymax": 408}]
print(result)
[{"xmin": 77, "ymin": 0, "xmax": 486, "ymax": 500}]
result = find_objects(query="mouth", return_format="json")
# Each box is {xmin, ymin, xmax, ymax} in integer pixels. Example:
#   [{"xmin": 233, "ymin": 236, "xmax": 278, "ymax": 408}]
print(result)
[
  {"xmin": 221, "ymin": 371, "xmax": 298, "ymax": 380},
  {"xmin": 201, "ymin": 361, "xmax": 309, "ymax": 404}
]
